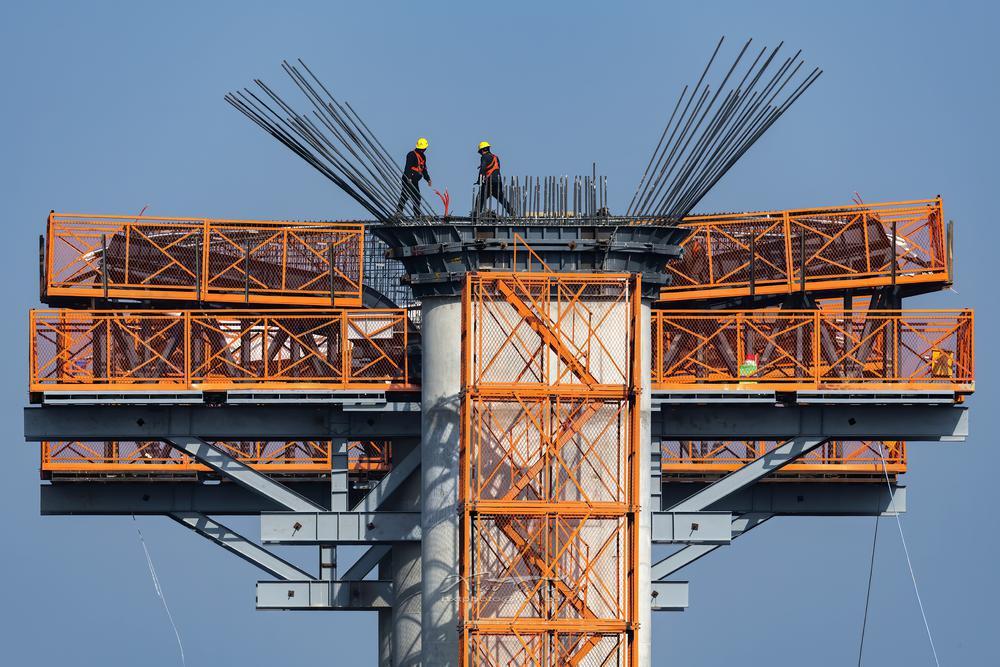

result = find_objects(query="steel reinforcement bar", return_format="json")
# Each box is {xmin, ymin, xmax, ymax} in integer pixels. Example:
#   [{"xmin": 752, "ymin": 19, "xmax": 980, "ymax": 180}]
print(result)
[
  {"xmin": 30, "ymin": 309, "xmax": 412, "ymax": 392},
  {"xmin": 661, "ymin": 198, "xmax": 949, "ymax": 303},
  {"xmin": 44, "ymin": 212, "xmax": 364, "ymax": 307},
  {"xmin": 652, "ymin": 308, "xmax": 974, "ymax": 394}
]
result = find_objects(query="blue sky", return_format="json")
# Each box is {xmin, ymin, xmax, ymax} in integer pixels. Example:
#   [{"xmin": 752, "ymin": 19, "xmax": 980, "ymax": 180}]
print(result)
[{"xmin": 1, "ymin": 1, "xmax": 995, "ymax": 664}]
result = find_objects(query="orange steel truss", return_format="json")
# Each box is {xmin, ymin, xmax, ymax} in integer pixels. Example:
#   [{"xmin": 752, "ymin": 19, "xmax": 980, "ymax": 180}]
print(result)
[
  {"xmin": 30, "ymin": 309, "xmax": 411, "ymax": 392},
  {"xmin": 41, "ymin": 440, "xmax": 393, "ymax": 475},
  {"xmin": 651, "ymin": 309, "xmax": 974, "ymax": 393},
  {"xmin": 45, "ymin": 212, "xmax": 364, "ymax": 307},
  {"xmin": 661, "ymin": 440, "xmax": 907, "ymax": 477},
  {"xmin": 661, "ymin": 198, "xmax": 949, "ymax": 302},
  {"xmin": 460, "ymin": 272, "xmax": 641, "ymax": 667}
]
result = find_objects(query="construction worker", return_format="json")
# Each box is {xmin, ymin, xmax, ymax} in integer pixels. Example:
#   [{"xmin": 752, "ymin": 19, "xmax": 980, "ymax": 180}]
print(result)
[
  {"xmin": 396, "ymin": 137, "xmax": 431, "ymax": 218},
  {"xmin": 475, "ymin": 141, "xmax": 513, "ymax": 216}
]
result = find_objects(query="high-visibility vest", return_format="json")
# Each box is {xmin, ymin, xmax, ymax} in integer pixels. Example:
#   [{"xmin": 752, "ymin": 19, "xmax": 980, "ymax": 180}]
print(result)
[
  {"xmin": 410, "ymin": 151, "xmax": 426, "ymax": 175},
  {"xmin": 483, "ymin": 154, "xmax": 499, "ymax": 178}
]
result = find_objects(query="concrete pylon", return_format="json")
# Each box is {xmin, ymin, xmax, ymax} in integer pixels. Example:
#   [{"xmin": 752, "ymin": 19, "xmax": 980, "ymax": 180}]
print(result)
[{"xmin": 419, "ymin": 296, "xmax": 462, "ymax": 666}]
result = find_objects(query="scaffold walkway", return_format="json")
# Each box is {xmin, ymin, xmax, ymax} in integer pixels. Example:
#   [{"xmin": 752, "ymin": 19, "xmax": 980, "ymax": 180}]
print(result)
[
  {"xmin": 43, "ymin": 212, "xmax": 365, "ymax": 307},
  {"xmin": 661, "ymin": 198, "xmax": 950, "ymax": 306}
]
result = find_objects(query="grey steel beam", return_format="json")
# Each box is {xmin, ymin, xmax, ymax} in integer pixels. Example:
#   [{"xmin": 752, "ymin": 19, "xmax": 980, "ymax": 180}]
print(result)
[
  {"xmin": 262, "ymin": 512, "xmax": 421, "ymax": 544},
  {"xmin": 651, "ymin": 513, "xmax": 772, "ymax": 580},
  {"xmin": 24, "ymin": 404, "xmax": 420, "ymax": 441},
  {"xmin": 669, "ymin": 438, "xmax": 828, "ymax": 513},
  {"xmin": 256, "ymin": 580, "xmax": 393, "ymax": 610},
  {"xmin": 660, "ymin": 481, "xmax": 907, "ymax": 515},
  {"xmin": 652, "ymin": 404, "xmax": 968, "ymax": 440},
  {"xmin": 167, "ymin": 437, "xmax": 323, "ymax": 513},
  {"xmin": 331, "ymin": 439, "xmax": 349, "ymax": 512},
  {"xmin": 168, "ymin": 511, "xmax": 312, "ymax": 581},
  {"xmin": 342, "ymin": 545, "xmax": 392, "ymax": 581},
  {"xmin": 651, "ymin": 511, "xmax": 733, "ymax": 544},
  {"xmin": 355, "ymin": 446, "xmax": 420, "ymax": 513},
  {"xmin": 650, "ymin": 581, "xmax": 689, "ymax": 611},
  {"xmin": 40, "ymin": 481, "xmax": 329, "ymax": 515}
]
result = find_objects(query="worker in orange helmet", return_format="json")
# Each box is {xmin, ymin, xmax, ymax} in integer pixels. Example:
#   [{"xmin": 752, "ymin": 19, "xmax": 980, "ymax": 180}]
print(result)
[
  {"xmin": 475, "ymin": 141, "xmax": 513, "ymax": 216},
  {"xmin": 396, "ymin": 137, "xmax": 432, "ymax": 218}
]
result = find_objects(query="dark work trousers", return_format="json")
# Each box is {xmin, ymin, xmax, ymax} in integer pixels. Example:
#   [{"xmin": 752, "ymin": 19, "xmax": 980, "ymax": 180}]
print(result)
[
  {"xmin": 475, "ymin": 175, "xmax": 513, "ymax": 215},
  {"xmin": 396, "ymin": 176, "xmax": 422, "ymax": 217}
]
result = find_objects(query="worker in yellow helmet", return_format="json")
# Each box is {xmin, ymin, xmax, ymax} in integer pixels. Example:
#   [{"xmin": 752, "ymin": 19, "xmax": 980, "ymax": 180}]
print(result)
[
  {"xmin": 396, "ymin": 137, "xmax": 432, "ymax": 218},
  {"xmin": 475, "ymin": 140, "xmax": 513, "ymax": 216}
]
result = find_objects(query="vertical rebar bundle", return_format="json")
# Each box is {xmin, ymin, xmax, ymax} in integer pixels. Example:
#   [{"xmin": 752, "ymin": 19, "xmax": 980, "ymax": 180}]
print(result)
[{"xmin": 473, "ymin": 171, "xmax": 609, "ymax": 219}]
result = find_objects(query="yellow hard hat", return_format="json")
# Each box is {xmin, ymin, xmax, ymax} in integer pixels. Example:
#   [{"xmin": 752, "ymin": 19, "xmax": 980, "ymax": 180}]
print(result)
[
  {"xmin": 415, "ymin": 137, "xmax": 428, "ymax": 150},
  {"xmin": 478, "ymin": 141, "xmax": 491, "ymax": 150}
]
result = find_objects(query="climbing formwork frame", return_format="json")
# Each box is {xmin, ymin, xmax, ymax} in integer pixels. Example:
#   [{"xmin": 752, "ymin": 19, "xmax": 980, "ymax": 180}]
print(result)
[{"xmin": 459, "ymin": 273, "xmax": 642, "ymax": 667}]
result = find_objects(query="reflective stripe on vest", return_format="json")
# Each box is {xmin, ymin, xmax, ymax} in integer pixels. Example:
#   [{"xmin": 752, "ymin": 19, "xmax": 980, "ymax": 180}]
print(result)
[
  {"xmin": 410, "ymin": 151, "xmax": 425, "ymax": 174},
  {"xmin": 484, "ymin": 154, "xmax": 499, "ymax": 178}
]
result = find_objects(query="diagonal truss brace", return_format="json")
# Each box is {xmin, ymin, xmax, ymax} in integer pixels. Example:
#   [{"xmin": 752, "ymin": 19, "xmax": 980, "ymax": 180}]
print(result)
[
  {"xmin": 652, "ymin": 513, "xmax": 772, "ymax": 582},
  {"xmin": 169, "ymin": 511, "xmax": 313, "ymax": 581},
  {"xmin": 668, "ymin": 437, "xmax": 829, "ymax": 513},
  {"xmin": 166, "ymin": 437, "xmax": 323, "ymax": 512}
]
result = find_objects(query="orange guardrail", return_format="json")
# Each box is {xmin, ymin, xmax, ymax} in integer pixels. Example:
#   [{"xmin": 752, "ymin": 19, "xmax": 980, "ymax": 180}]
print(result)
[
  {"xmin": 45, "ymin": 212, "xmax": 364, "ymax": 307},
  {"xmin": 662, "ymin": 440, "xmax": 906, "ymax": 476},
  {"xmin": 42, "ymin": 440, "xmax": 393, "ymax": 475},
  {"xmin": 662, "ymin": 198, "xmax": 949, "ymax": 302},
  {"xmin": 30, "ymin": 309, "xmax": 412, "ymax": 392},
  {"xmin": 652, "ymin": 309, "xmax": 974, "ymax": 393}
]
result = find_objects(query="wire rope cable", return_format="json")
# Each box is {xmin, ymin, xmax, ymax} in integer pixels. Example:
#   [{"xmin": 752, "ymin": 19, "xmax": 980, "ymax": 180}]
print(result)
[
  {"xmin": 857, "ymin": 492, "xmax": 881, "ymax": 665},
  {"xmin": 133, "ymin": 515, "xmax": 187, "ymax": 666},
  {"xmin": 875, "ymin": 443, "xmax": 941, "ymax": 667}
]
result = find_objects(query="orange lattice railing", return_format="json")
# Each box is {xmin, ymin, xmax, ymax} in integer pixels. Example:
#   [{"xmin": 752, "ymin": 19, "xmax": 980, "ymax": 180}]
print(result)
[
  {"xmin": 460, "ymin": 273, "xmax": 641, "ymax": 667},
  {"xmin": 661, "ymin": 440, "xmax": 907, "ymax": 476},
  {"xmin": 662, "ymin": 198, "xmax": 949, "ymax": 302},
  {"xmin": 30, "ymin": 309, "xmax": 411, "ymax": 392},
  {"xmin": 652, "ymin": 309, "xmax": 974, "ymax": 393},
  {"xmin": 348, "ymin": 441, "xmax": 393, "ymax": 474},
  {"xmin": 42, "ymin": 440, "xmax": 394, "ymax": 475},
  {"xmin": 45, "ymin": 212, "xmax": 364, "ymax": 306},
  {"xmin": 42, "ymin": 440, "xmax": 332, "ymax": 473}
]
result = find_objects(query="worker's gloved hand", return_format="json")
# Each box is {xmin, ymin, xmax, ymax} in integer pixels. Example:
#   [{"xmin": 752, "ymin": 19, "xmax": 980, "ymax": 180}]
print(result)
[{"xmin": 427, "ymin": 179, "xmax": 433, "ymax": 187}]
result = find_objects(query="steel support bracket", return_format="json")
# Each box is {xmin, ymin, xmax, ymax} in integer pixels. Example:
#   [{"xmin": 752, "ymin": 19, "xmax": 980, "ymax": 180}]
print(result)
[
  {"xmin": 261, "ymin": 512, "xmax": 422, "ymax": 544},
  {"xmin": 651, "ymin": 511, "xmax": 733, "ymax": 544},
  {"xmin": 256, "ymin": 580, "xmax": 393, "ymax": 610},
  {"xmin": 651, "ymin": 581, "xmax": 689, "ymax": 612}
]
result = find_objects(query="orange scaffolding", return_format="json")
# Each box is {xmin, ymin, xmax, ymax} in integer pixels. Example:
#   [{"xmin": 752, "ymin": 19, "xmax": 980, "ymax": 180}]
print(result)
[
  {"xmin": 661, "ymin": 198, "xmax": 949, "ymax": 303},
  {"xmin": 30, "ymin": 309, "xmax": 412, "ymax": 392},
  {"xmin": 460, "ymin": 273, "xmax": 641, "ymax": 667},
  {"xmin": 651, "ymin": 309, "xmax": 974, "ymax": 393},
  {"xmin": 44, "ymin": 212, "xmax": 364, "ymax": 307},
  {"xmin": 661, "ymin": 440, "xmax": 906, "ymax": 477},
  {"xmin": 41, "ymin": 439, "xmax": 392, "ymax": 476}
]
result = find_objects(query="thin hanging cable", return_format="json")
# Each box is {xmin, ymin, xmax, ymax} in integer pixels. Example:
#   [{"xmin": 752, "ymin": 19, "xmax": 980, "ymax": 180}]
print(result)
[
  {"xmin": 133, "ymin": 515, "xmax": 186, "ymax": 666},
  {"xmin": 857, "ymin": 491, "xmax": 881, "ymax": 665},
  {"xmin": 876, "ymin": 443, "xmax": 940, "ymax": 667}
]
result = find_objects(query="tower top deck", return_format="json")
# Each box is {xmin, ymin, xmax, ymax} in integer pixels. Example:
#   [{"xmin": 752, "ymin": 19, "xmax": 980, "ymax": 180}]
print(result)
[{"xmin": 372, "ymin": 220, "xmax": 689, "ymax": 299}]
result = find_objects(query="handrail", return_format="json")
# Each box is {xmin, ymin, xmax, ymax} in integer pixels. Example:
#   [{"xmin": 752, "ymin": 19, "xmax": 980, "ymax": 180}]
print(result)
[
  {"xmin": 662, "ymin": 198, "xmax": 948, "ymax": 302},
  {"xmin": 45, "ymin": 212, "xmax": 364, "ymax": 306},
  {"xmin": 30, "ymin": 309, "xmax": 412, "ymax": 392},
  {"xmin": 661, "ymin": 440, "xmax": 907, "ymax": 475},
  {"xmin": 652, "ymin": 308, "xmax": 974, "ymax": 393},
  {"xmin": 42, "ymin": 440, "xmax": 393, "ymax": 474}
]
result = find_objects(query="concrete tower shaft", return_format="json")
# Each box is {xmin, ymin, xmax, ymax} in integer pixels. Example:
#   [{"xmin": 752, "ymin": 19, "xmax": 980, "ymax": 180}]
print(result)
[{"xmin": 374, "ymin": 222, "xmax": 685, "ymax": 667}]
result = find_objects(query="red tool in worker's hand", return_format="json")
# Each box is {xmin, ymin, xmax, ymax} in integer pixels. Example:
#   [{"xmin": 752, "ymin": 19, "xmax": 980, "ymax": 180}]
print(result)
[{"xmin": 434, "ymin": 189, "xmax": 451, "ymax": 217}]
